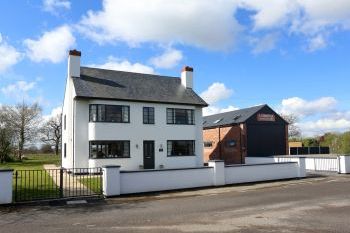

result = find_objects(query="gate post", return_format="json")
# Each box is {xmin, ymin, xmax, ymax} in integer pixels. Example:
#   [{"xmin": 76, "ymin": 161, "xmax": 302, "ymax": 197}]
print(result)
[
  {"xmin": 208, "ymin": 160, "xmax": 225, "ymax": 186},
  {"xmin": 0, "ymin": 169, "xmax": 14, "ymax": 205},
  {"xmin": 339, "ymin": 155, "xmax": 350, "ymax": 174},
  {"xmin": 102, "ymin": 165, "xmax": 121, "ymax": 197},
  {"xmin": 59, "ymin": 168, "xmax": 64, "ymax": 198}
]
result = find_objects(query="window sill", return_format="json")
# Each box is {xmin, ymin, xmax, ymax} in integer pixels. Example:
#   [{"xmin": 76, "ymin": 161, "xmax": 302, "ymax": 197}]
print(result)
[
  {"xmin": 89, "ymin": 121, "xmax": 130, "ymax": 124},
  {"xmin": 167, "ymin": 155, "xmax": 196, "ymax": 157},
  {"xmin": 89, "ymin": 157, "xmax": 131, "ymax": 159},
  {"xmin": 166, "ymin": 123, "xmax": 195, "ymax": 125}
]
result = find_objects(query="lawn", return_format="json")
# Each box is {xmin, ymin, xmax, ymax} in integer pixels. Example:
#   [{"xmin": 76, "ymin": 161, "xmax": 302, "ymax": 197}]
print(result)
[
  {"xmin": 0, "ymin": 154, "xmax": 61, "ymax": 170},
  {"xmin": 0, "ymin": 154, "xmax": 61, "ymax": 202},
  {"xmin": 79, "ymin": 177, "xmax": 103, "ymax": 194}
]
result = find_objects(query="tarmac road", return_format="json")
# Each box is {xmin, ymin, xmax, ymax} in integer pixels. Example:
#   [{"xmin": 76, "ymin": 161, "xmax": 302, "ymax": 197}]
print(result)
[{"xmin": 1, "ymin": 173, "xmax": 350, "ymax": 233}]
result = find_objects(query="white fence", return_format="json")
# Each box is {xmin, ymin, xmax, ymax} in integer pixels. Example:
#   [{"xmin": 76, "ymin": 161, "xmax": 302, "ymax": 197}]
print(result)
[
  {"xmin": 246, "ymin": 156, "xmax": 345, "ymax": 172},
  {"xmin": 102, "ymin": 159, "xmax": 306, "ymax": 197}
]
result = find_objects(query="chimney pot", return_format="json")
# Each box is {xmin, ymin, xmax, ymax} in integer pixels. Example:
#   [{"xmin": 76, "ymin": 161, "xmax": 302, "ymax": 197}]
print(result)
[
  {"xmin": 182, "ymin": 66, "xmax": 193, "ymax": 72},
  {"xmin": 69, "ymin": 49, "xmax": 81, "ymax": 57}
]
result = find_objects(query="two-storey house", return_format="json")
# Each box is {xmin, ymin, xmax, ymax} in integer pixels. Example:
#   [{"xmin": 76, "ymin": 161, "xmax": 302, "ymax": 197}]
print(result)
[{"xmin": 62, "ymin": 50, "xmax": 208, "ymax": 170}]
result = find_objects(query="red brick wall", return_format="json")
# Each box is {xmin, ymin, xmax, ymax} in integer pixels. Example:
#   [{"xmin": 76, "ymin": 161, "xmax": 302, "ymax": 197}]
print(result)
[{"xmin": 203, "ymin": 125, "xmax": 246, "ymax": 164}]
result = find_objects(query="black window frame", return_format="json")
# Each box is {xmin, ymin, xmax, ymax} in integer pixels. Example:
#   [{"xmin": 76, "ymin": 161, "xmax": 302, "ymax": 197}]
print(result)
[
  {"xmin": 204, "ymin": 141, "xmax": 213, "ymax": 148},
  {"xmin": 89, "ymin": 141, "xmax": 131, "ymax": 159},
  {"xmin": 143, "ymin": 107, "xmax": 155, "ymax": 124},
  {"xmin": 89, "ymin": 104, "xmax": 130, "ymax": 123},
  {"xmin": 63, "ymin": 115, "xmax": 66, "ymax": 130},
  {"xmin": 63, "ymin": 143, "xmax": 66, "ymax": 158},
  {"xmin": 167, "ymin": 140, "xmax": 195, "ymax": 156},
  {"xmin": 166, "ymin": 108, "xmax": 195, "ymax": 125}
]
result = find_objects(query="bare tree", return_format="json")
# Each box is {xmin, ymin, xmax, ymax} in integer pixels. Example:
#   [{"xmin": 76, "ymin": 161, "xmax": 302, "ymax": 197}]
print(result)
[
  {"xmin": 280, "ymin": 113, "xmax": 301, "ymax": 139},
  {"xmin": 40, "ymin": 113, "xmax": 62, "ymax": 155},
  {"xmin": 2, "ymin": 102, "xmax": 42, "ymax": 160}
]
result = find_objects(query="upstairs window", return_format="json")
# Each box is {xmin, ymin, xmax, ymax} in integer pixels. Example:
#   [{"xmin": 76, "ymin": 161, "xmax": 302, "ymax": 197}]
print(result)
[
  {"xmin": 89, "ymin": 104, "xmax": 129, "ymax": 123},
  {"xmin": 143, "ymin": 107, "xmax": 155, "ymax": 124},
  {"xmin": 166, "ymin": 108, "xmax": 194, "ymax": 125}
]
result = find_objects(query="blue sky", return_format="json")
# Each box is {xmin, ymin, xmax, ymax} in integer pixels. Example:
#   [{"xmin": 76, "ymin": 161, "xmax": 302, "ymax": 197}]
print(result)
[{"xmin": 0, "ymin": 0, "xmax": 349, "ymax": 136}]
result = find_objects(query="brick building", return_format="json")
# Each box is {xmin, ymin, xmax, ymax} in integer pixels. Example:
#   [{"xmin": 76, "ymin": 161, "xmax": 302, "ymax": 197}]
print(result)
[{"xmin": 203, "ymin": 105, "xmax": 288, "ymax": 164}]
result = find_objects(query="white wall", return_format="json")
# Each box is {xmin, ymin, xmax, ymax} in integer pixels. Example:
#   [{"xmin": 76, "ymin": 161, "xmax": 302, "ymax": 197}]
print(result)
[
  {"xmin": 70, "ymin": 99, "xmax": 204, "ymax": 170},
  {"xmin": 61, "ymin": 76, "xmax": 76, "ymax": 168},
  {"xmin": 225, "ymin": 163, "xmax": 300, "ymax": 184},
  {"xmin": 102, "ymin": 160, "xmax": 304, "ymax": 197},
  {"xmin": 0, "ymin": 170, "xmax": 13, "ymax": 204},
  {"xmin": 120, "ymin": 168, "xmax": 213, "ymax": 194}
]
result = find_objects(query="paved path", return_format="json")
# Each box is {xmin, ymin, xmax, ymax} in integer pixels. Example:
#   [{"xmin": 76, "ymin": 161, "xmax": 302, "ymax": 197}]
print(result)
[
  {"xmin": 43, "ymin": 164, "xmax": 96, "ymax": 197},
  {"xmin": 1, "ymin": 173, "xmax": 350, "ymax": 232}
]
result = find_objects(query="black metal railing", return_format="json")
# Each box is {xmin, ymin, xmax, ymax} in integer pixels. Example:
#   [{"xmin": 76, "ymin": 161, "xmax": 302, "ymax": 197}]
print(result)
[{"xmin": 14, "ymin": 167, "xmax": 103, "ymax": 202}]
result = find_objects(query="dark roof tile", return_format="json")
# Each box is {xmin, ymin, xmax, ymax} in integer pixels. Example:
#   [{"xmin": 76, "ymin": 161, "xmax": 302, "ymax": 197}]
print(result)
[
  {"xmin": 203, "ymin": 105, "xmax": 266, "ymax": 128},
  {"xmin": 72, "ymin": 67, "xmax": 208, "ymax": 107}
]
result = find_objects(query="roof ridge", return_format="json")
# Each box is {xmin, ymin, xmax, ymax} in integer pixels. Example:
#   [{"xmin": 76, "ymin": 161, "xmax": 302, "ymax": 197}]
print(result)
[
  {"xmin": 80, "ymin": 66, "xmax": 180, "ymax": 80},
  {"xmin": 203, "ymin": 104, "xmax": 266, "ymax": 118}
]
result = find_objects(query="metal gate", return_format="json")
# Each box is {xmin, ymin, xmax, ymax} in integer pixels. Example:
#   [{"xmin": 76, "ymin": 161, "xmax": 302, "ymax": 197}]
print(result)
[{"xmin": 14, "ymin": 167, "xmax": 103, "ymax": 202}]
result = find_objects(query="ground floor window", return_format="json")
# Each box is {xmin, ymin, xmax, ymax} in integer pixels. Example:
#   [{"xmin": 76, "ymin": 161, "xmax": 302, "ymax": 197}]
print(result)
[
  {"xmin": 167, "ymin": 140, "xmax": 195, "ymax": 156},
  {"xmin": 204, "ymin": 141, "xmax": 213, "ymax": 148},
  {"xmin": 90, "ymin": 141, "xmax": 130, "ymax": 158}
]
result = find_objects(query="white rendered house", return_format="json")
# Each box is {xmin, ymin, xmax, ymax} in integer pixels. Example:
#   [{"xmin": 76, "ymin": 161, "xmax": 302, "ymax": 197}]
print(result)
[{"xmin": 62, "ymin": 50, "xmax": 208, "ymax": 170}]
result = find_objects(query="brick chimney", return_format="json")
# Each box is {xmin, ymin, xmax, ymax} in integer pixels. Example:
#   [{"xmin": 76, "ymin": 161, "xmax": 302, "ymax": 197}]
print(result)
[
  {"xmin": 181, "ymin": 66, "xmax": 193, "ymax": 89},
  {"xmin": 68, "ymin": 49, "xmax": 81, "ymax": 77}
]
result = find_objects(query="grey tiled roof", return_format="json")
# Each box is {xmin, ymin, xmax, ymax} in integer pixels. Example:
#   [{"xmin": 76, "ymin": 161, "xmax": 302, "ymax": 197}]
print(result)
[
  {"xmin": 72, "ymin": 67, "xmax": 208, "ymax": 107},
  {"xmin": 203, "ymin": 105, "xmax": 266, "ymax": 128}
]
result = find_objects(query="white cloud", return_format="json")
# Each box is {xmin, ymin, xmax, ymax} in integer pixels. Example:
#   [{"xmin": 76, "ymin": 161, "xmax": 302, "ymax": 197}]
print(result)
[
  {"xmin": 43, "ymin": 106, "xmax": 62, "ymax": 121},
  {"xmin": 250, "ymin": 33, "xmax": 279, "ymax": 54},
  {"xmin": 89, "ymin": 56, "xmax": 155, "ymax": 74},
  {"xmin": 200, "ymin": 82, "xmax": 236, "ymax": 116},
  {"xmin": 280, "ymin": 97, "xmax": 337, "ymax": 117},
  {"xmin": 43, "ymin": 0, "xmax": 71, "ymax": 14},
  {"xmin": 203, "ymin": 105, "xmax": 239, "ymax": 116},
  {"xmin": 298, "ymin": 118, "xmax": 350, "ymax": 137},
  {"xmin": 238, "ymin": 0, "xmax": 350, "ymax": 51},
  {"xmin": 24, "ymin": 25, "xmax": 75, "ymax": 63},
  {"xmin": 0, "ymin": 33, "xmax": 22, "ymax": 73},
  {"xmin": 149, "ymin": 48, "xmax": 183, "ymax": 69},
  {"xmin": 78, "ymin": 0, "xmax": 241, "ymax": 51},
  {"xmin": 200, "ymin": 83, "xmax": 233, "ymax": 105},
  {"xmin": 307, "ymin": 34, "xmax": 327, "ymax": 52},
  {"xmin": 239, "ymin": 0, "xmax": 299, "ymax": 30},
  {"xmin": 1, "ymin": 80, "xmax": 36, "ymax": 100}
]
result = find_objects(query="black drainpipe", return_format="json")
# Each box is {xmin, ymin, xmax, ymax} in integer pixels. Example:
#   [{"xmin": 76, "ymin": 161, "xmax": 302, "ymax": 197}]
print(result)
[
  {"xmin": 218, "ymin": 127, "xmax": 222, "ymax": 160},
  {"xmin": 239, "ymin": 127, "xmax": 243, "ymax": 164}
]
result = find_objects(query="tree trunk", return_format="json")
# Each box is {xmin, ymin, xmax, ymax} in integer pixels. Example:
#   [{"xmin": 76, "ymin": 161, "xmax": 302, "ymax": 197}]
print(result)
[{"xmin": 55, "ymin": 142, "xmax": 59, "ymax": 155}]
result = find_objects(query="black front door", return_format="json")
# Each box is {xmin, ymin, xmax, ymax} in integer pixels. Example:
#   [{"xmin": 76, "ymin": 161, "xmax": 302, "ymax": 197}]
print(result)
[{"xmin": 143, "ymin": 141, "xmax": 155, "ymax": 169}]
